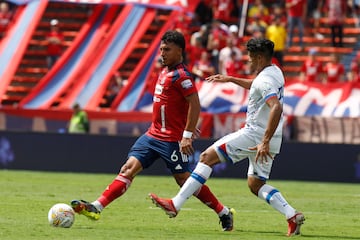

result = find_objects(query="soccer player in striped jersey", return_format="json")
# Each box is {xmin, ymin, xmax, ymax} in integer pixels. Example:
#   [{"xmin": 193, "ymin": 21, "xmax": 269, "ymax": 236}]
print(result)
[
  {"xmin": 150, "ymin": 38, "xmax": 305, "ymax": 237},
  {"xmin": 71, "ymin": 30, "xmax": 234, "ymax": 231}
]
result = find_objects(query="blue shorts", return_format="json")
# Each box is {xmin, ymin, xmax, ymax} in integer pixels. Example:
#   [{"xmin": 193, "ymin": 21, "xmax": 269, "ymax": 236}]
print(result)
[{"xmin": 128, "ymin": 134, "xmax": 191, "ymax": 174}]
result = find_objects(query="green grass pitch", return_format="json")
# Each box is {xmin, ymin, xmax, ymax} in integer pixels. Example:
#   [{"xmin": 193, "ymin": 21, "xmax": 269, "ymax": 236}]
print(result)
[{"xmin": 0, "ymin": 170, "xmax": 359, "ymax": 240}]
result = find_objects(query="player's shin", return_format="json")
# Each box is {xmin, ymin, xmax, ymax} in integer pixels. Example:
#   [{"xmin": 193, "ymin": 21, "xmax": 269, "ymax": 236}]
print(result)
[
  {"xmin": 97, "ymin": 174, "xmax": 132, "ymax": 208},
  {"xmin": 195, "ymin": 184, "xmax": 225, "ymax": 214},
  {"xmin": 258, "ymin": 184, "xmax": 296, "ymax": 219},
  {"xmin": 172, "ymin": 162, "xmax": 212, "ymax": 210}
]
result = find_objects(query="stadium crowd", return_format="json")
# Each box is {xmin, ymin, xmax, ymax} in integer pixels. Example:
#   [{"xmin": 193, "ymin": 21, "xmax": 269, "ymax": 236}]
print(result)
[
  {"xmin": 164, "ymin": 0, "xmax": 360, "ymax": 84},
  {"xmin": 0, "ymin": 1, "xmax": 14, "ymax": 39},
  {"xmin": 0, "ymin": 0, "xmax": 359, "ymax": 105}
]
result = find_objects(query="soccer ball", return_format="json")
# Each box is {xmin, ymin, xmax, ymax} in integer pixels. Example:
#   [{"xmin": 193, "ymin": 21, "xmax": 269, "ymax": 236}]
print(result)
[{"xmin": 48, "ymin": 203, "xmax": 75, "ymax": 228}]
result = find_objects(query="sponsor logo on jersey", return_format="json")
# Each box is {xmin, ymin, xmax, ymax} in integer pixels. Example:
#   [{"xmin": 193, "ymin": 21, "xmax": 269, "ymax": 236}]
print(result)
[{"xmin": 181, "ymin": 79, "xmax": 193, "ymax": 89}]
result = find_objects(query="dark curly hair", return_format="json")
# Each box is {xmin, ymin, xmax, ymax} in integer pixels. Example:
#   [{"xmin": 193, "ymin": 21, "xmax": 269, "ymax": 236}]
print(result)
[
  {"xmin": 246, "ymin": 38, "xmax": 274, "ymax": 60},
  {"xmin": 161, "ymin": 30, "xmax": 186, "ymax": 52}
]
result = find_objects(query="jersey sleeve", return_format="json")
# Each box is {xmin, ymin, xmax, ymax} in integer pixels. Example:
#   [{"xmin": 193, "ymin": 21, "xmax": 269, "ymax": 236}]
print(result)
[
  {"xmin": 174, "ymin": 75, "xmax": 198, "ymax": 97},
  {"xmin": 257, "ymin": 76, "xmax": 278, "ymax": 102}
]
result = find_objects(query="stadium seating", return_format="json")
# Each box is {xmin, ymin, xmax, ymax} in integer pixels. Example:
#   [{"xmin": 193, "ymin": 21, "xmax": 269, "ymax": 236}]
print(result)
[
  {"xmin": 2, "ymin": 2, "xmax": 91, "ymax": 106},
  {"xmin": 283, "ymin": 17, "xmax": 359, "ymax": 81},
  {"xmin": 1, "ymin": 2, "xmax": 359, "ymax": 109}
]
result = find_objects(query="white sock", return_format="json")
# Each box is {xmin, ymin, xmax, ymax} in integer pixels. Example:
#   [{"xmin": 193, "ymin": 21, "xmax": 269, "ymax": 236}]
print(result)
[
  {"xmin": 172, "ymin": 162, "xmax": 213, "ymax": 210},
  {"xmin": 91, "ymin": 200, "xmax": 104, "ymax": 212},
  {"xmin": 257, "ymin": 184, "xmax": 296, "ymax": 219},
  {"xmin": 218, "ymin": 206, "xmax": 230, "ymax": 217}
]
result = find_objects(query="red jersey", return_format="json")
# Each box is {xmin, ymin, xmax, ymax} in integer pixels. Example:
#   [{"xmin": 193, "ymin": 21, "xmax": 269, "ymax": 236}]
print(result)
[
  {"xmin": 323, "ymin": 62, "xmax": 345, "ymax": 83},
  {"xmin": 286, "ymin": 0, "xmax": 306, "ymax": 17},
  {"xmin": 187, "ymin": 44, "xmax": 206, "ymax": 70},
  {"xmin": 147, "ymin": 63, "xmax": 197, "ymax": 142},
  {"xmin": 212, "ymin": 0, "xmax": 233, "ymax": 22},
  {"xmin": 301, "ymin": 59, "xmax": 322, "ymax": 82},
  {"xmin": 212, "ymin": 27, "xmax": 228, "ymax": 50},
  {"xmin": 47, "ymin": 30, "xmax": 64, "ymax": 56},
  {"xmin": 325, "ymin": 0, "xmax": 347, "ymax": 25},
  {"xmin": 225, "ymin": 59, "xmax": 243, "ymax": 77}
]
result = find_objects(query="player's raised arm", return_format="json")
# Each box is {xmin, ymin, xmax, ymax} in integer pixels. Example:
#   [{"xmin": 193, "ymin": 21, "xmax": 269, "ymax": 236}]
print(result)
[{"xmin": 206, "ymin": 74, "xmax": 253, "ymax": 89}]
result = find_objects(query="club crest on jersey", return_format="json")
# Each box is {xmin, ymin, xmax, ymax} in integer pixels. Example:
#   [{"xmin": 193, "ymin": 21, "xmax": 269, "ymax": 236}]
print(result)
[
  {"xmin": 181, "ymin": 79, "xmax": 193, "ymax": 89},
  {"xmin": 155, "ymin": 84, "xmax": 163, "ymax": 94}
]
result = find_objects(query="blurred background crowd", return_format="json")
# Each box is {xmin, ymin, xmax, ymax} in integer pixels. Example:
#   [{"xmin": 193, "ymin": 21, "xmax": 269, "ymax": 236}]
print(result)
[{"xmin": 157, "ymin": 0, "xmax": 360, "ymax": 84}]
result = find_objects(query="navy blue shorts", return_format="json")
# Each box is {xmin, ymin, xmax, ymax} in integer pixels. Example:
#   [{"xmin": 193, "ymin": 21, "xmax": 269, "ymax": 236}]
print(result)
[{"xmin": 128, "ymin": 134, "xmax": 191, "ymax": 174}]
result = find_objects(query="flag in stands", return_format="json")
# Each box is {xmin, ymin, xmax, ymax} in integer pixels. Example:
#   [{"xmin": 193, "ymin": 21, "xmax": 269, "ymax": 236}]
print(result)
[
  {"xmin": 9, "ymin": 0, "xmax": 199, "ymax": 11},
  {"xmin": 135, "ymin": 81, "xmax": 360, "ymax": 117}
]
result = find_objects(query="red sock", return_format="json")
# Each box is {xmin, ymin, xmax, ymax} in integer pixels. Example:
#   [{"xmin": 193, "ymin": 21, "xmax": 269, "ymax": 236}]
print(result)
[
  {"xmin": 97, "ymin": 174, "xmax": 132, "ymax": 208},
  {"xmin": 194, "ymin": 184, "xmax": 224, "ymax": 214}
]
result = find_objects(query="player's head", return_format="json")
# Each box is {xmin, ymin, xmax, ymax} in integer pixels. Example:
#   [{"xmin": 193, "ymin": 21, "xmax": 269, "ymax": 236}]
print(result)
[
  {"xmin": 159, "ymin": 30, "xmax": 185, "ymax": 68},
  {"xmin": 72, "ymin": 103, "xmax": 81, "ymax": 113},
  {"xmin": 246, "ymin": 38, "xmax": 274, "ymax": 73}
]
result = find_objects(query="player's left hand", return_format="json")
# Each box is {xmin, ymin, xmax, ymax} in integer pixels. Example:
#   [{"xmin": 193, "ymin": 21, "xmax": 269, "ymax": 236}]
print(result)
[
  {"xmin": 248, "ymin": 142, "xmax": 273, "ymax": 163},
  {"xmin": 180, "ymin": 138, "xmax": 194, "ymax": 155}
]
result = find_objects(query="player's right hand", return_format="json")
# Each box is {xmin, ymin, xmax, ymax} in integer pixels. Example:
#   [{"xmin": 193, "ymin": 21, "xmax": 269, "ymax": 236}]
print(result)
[{"xmin": 180, "ymin": 138, "xmax": 194, "ymax": 155}]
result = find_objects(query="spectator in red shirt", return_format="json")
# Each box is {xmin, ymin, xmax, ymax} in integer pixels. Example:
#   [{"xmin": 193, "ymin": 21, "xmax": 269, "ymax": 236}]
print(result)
[
  {"xmin": 188, "ymin": 36, "xmax": 207, "ymax": 70},
  {"xmin": 173, "ymin": 11, "xmax": 192, "ymax": 45},
  {"xmin": 192, "ymin": 50, "xmax": 216, "ymax": 82},
  {"xmin": 285, "ymin": 0, "xmax": 307, "ymax": 50},
  {"xmin": 300, "ymin": 48, "xmax": 323, "ymax": 82},
  {"xmin": 348, "ymin": 51, "xmax": 360, "ymax": 83},
  {"xmin": 46, "ymin": 19, "xmax": 64, "ymax": 69},
  {"xmin": 212, "ymin": 0, "xmax": 234, "ymax": 24},
  {"xmin": 224, "ymin": 50, "xmax": 244, "ymax": 77},
  {"xmin": 323, "ymin": 53, "xmax": 345, "ymax": 83},
  {"xmin": 218, "ymin": 36, "xmax": 242, "ymax": 75},
  {"xmin": 0, "ymin": 1, "xmax": 13, "ymax": 39}
]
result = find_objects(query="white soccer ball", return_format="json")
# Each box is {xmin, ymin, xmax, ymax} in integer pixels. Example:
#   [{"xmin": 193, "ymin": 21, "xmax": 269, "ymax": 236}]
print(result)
[{"xmin": 48, "ymin": 203, "xmax": 75, "ymax": 228}]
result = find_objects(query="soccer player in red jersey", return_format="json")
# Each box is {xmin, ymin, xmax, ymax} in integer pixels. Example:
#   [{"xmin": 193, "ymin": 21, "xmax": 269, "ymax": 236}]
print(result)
[{"xmin": 71, "ymin": 30, "xmax": 234, "ymax": 231}]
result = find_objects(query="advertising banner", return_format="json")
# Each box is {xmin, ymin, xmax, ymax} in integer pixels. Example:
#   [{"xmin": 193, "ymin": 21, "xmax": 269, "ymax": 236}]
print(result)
[
  {"xmin": 0, "ymin": 131, "xmax": 359, "ymax": 182},
  {"xmin": 293, "ymin": 116, "xmax": 360, "ymax": 144}
]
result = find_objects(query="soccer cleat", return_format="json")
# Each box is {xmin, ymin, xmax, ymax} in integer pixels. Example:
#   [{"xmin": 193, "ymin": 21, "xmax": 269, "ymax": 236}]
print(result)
[
  {"xmin": 149, "ymin": 193, "xmax": 178, "ymax": 218},
  {"xmin": 219, "ymin": 207, "xmax": 235, "ymax": 231},
  {"xmin": 287, "ymin": 212, "xmax": 305, "ymax": 236},
  {"xmin": 71, "ymin": 199, "xmax": 101, "ymax": 220}
]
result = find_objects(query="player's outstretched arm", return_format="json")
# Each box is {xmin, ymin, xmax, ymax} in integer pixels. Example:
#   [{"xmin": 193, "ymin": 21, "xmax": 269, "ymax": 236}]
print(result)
[{"xmin": 206, "ymin": 74, "xmax": 253, "ymax": 89}]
